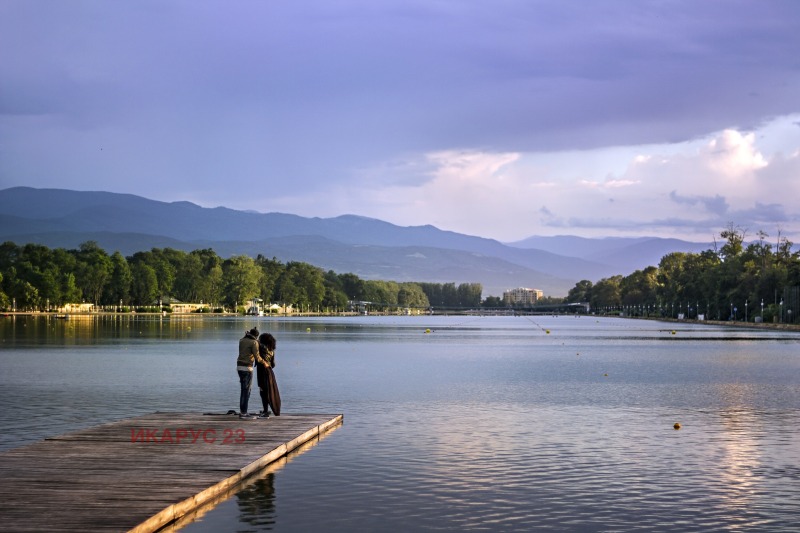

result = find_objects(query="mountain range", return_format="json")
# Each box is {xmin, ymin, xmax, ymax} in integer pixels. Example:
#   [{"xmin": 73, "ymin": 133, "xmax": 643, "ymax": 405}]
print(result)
[{"xmin": 0, "ymin": 187, "xmax": 712, "ymax": 297}]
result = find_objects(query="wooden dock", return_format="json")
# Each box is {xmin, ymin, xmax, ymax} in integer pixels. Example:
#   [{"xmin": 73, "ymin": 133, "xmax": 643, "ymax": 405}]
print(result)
[{"xmin": 0, "ymin": 412, "xmax": 343, "ymax": 532}]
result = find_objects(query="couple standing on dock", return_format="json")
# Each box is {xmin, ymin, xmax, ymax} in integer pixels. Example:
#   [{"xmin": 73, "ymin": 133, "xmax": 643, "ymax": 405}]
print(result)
[{"xmin": 237, "ymin": 327, "xmax": 282, "ymax": 419}]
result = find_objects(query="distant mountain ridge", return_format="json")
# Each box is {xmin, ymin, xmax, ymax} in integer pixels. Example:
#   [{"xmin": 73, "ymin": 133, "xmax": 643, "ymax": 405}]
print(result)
[
  {"xmin": 0, "ymin": 187, "xmax": 712, "ymax": 297},
  {"xmin": 506, "ymin": 235, "xmax": 711, "ymax": 262}
]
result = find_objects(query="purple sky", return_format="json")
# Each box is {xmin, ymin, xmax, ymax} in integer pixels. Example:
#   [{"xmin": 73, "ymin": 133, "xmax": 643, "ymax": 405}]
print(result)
[{"xmin": 2, "ymin": 1, "xmax": 800, "ymax": 242}]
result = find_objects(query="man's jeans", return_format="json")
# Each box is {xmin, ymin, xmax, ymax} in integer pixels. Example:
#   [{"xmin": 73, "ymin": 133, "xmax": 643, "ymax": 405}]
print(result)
[{"xmin": 238, "ymin": 369, "xmax": 253, "ymax": 414}]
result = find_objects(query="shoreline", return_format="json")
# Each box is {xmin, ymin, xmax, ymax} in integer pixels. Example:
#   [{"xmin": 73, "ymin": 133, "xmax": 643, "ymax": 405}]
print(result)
[{"xmin": 3, "ymin": 310, "xmax": 799, "ymax": 331}]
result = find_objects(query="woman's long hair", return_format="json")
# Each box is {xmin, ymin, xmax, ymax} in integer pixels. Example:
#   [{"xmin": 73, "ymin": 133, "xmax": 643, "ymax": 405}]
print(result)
[{"xmin": 258, "ymin": 332, "xmax": 276, "ymax": 352}]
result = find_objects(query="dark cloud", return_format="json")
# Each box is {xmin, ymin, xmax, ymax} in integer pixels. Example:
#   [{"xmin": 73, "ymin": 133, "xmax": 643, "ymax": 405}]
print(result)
[
  {"xmin": 669, "ymin": 191, "xmax": 729, "ymax": 216},
  {"xmin": 2, "ymin": 0, "xmax": 800, "ymax": 222},
  {"xmin": 729, "ymin": 202, "xmax": 792, "ymax": 224}
]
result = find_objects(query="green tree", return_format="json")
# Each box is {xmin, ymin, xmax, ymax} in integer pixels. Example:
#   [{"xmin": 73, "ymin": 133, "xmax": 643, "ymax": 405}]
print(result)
[
  {"xmin": 75, "ymin": 241, "xmax": 113, "ymax": 305},
  {"xmin": 441, "ymin": 283, "xmax": 458, "ymax": 306},
  {"xmin": 397, "ymin": 283, "xmax": 430, "ymax": 308},
  {"xmin": 322, "ymin": 271, "xmax": 349, "ymax": 310},
  {"xmin": 105, "ymin": 251, "xmax": 132, "ymax": 305},
  {"xmin": 285, "ymin": 262, "xmax": 326, "ymax": 310},
  {"xmin": 255, "ymin": 255, "xmax": 284, "ymax": 303},
  {"xmin": 718, "ymin": 223, "xmax": 746, "ymax": 261},
  {"xmin": 620, "ymin": 267, "xmax": 658, "ymax": 305},
  {"xmin": 0, "ymin": 272, "xmax": 8, "ymax": 309},
  {"xmin": 173, "ymin": 252, "xmax": 203, "ymax": 302},
  {"xmin": 482, "ymin": 295, "xmax": 503, "ymax": 307},
  {"xmin": 191, "ymin": 249, "xmax": 224, "ymax": 306},
  {"xmin": 61, "ymin": 272, "xmax": 81, "ymax": 304},
  {"xmin": 567, "ymin": 280, "xmax": 593, "ymax": 303},
  {"xmin": 457, "ymin": 283, "xmax": 483, "ymax": 307},
  {"xmin": 363, "ymin": 280, "xmax": 399, "ymax": 309},
  {"xmin": 130, "ymin": 262, "xmax": 159, "ymax": 306},
  {"xmin": 223, "ymin": 255, "xmax": 262, "ymax": 309},
  {"xmin": 591, "ymin": 276, "xmax": 622, "ymax": 310},
  {"xmin": 339, "ymin": 273, "xmax": 366, "ymax": 301}
]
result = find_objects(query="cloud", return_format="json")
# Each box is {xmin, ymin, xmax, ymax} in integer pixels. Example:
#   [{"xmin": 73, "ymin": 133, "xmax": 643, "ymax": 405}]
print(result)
[
  {"xmin": 2, "ymin": 1, "xmax": 800, "ymax": 242},
  {"xmin": 669, "ymin": 191, "xmax": 730, "ymax": 217},
  {"xmin": 398, "ymin": 120, "xmax": 800, "ymax": 240},
  {"xmin": 703, "ymin": 130, "xmax": 767, "ymax": 178},
  {"xmin": 580, "ymin": 178, "xmax": 641, "ymax": 189}
]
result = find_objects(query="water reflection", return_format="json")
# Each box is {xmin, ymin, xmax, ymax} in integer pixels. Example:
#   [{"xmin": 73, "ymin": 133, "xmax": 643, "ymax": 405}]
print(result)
[
  {"xmin": 3, "ymin": 315, "xmax": 800, "ymax": 531},
  {"xmin": 174, "ymin": 423, "xmax": 333, "ymax": 533},
  {"xmin": 236, "ymin": 473, "xmax": 277, "ymax": 530}
]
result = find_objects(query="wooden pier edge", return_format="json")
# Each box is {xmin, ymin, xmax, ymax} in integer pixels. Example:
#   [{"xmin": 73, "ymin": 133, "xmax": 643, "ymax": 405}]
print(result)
[{"xmin": 128, "ymin": 414, "xmax": 343, "ymax": 533}]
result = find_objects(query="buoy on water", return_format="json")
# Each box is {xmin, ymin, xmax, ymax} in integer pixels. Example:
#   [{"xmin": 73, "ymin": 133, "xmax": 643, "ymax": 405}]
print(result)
[{"xmin": 673, "ymin": 422, "xmax": 681, "ymax": 430}]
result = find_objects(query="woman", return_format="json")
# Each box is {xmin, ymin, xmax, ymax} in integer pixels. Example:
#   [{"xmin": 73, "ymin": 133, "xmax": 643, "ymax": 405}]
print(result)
[{"xmin": 256, "ymin": 332, "xmax": 282, "ymax": 418}]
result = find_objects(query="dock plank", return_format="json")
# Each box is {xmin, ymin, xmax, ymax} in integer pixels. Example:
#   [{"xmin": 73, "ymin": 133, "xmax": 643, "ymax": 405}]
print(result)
[{"xmin": 0, "ymin": 412, "xmax": 343, "ymax": 532}]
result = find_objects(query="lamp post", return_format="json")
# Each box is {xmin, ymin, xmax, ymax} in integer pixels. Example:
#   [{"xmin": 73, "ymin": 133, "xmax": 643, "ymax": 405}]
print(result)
[
  {"xmin": 730, "ymin": 302, "xmax": 733, "ymax": 321},
  {"xmin": 761, "ymin": 299, "xmax": 764, "ymax": 320},
  {"xmin": 780, "ymin": 299, "xmax": 784, "ymax": 323},
  {"xmin": 745, "ymin": 300, "xmax": 748, "ymax": 323}
]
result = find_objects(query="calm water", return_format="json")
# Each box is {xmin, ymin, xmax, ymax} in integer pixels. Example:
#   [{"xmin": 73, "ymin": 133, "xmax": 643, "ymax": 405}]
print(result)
[{"xmin": 1, "ymin": 314, "xmax": 799, "ymax": 531}]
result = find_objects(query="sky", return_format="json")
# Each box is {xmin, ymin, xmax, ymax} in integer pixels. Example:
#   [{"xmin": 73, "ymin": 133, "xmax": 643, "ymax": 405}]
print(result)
[{"xmin": 2, "ymin": 0, "xmax": 800, "ymax": 243}]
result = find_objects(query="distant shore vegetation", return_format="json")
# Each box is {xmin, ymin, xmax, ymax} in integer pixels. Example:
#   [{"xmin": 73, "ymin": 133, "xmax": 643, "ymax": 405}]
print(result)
[
  {"xmin": 567, "ymin": 224, "xmax": 800, "ymax": 323},
  {"xmin": 0, "ymin": 241, "xmax": 488, "ymax": 313},
  {"xmin": 2, "ymin": 223, "xmax": 797, "ymax": 320}
]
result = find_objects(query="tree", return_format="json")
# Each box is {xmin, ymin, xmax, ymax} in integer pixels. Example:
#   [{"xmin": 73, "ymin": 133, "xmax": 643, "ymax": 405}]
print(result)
[
  {"xmin": 0, "ymin": 272, "xmax": 8, "ymax": 309},
  {"xmin": 223, "ymin": 255, "xmax": 262, "ymax": 309},
  {"xmin": 339, "ymin": 273, "xmax": 365, "ymax": 301},
  {"xmin": 192, "ymin": 249, "xmax": 224, "ymax": 306},
  {"xmin": 130, "ymin": 262, "xmax": 159, "ymax": 306},
  {"xmin": 591, "ymin": 276, "xmax": 621, "ymax": 310},
  {"xmin": 255, "ymin": 255, "xmax": 284, "ymax": 303},
  {"xmin": 620, "ymin": 267, "xmax": 658, "ymax": 305},
  {"xmin": 441, "ymin": 283, "xmax": 458, "ymax": 306},
  {"xmin": 75, "ymin": 241, "xmax": 113, "ymax": 305},
  {"xmin": 105, "ymin": 251, "xmax": 132, "ymax": 305},
  {"xmin": 397, "ymin": 283, "xmax": 430, "ymax": 308},
  {"xmin": 718, "ymin": 223, "xmax": 746, "ymax": 261},
  {"xmin": 322, "ymin": 271, "xmax": 349, "ymax": 310},
  {"xmin": 482, "ymin": 295, "xmax": 503, "ymax": 308},
  {"xmin": 567, "ymin": 280, "xmax": 593, "ymax": 303},
  {"xmin": 363, "ymin": 280, "xmax": 399, "ymax": 308},
  {"xmin": 283, "ymin": 262, "xmax": 326, "ymax": 310},
  {"xmin": 173, "ymin": 252, "xmax": 203, "ymax": 303},
  {"xmin": 457, "ymin": 283, "xmax": 483, "ymax": 307}
]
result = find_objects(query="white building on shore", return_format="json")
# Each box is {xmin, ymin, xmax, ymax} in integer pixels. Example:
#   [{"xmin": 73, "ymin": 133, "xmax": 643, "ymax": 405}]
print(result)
[{"xmin": 503, "ymin": 287, "xmax": 543, "ymax": 306}]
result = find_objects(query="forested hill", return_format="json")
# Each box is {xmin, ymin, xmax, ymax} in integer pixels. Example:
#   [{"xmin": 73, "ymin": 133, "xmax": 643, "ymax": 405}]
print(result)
[{"xmin": 0, "ymin": 187, "xmax": 709, "ymax": 297}]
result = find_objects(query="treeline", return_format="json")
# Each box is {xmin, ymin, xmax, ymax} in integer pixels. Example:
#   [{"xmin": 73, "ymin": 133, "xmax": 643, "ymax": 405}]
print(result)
[
  {"xmin": 566, "ymin": 225, "xmax": 800, "ymax": 322},
  {"xmin": 0, "ymin": 241, "xmax": 487, "ymax": 312}
]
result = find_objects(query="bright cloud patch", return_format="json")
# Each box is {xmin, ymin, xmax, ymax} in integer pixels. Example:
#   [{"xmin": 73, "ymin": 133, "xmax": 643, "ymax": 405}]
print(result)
[
  {"xmin": 704, "ymin": 130, "xmax": 767, "ymax": 177},
  {"xmin": 292, "ymin": 114, "xmax": 800, "ymax": 242},
  {"xmin": 426, "ymin": 151, "xmax": 520, "ymax": 183}
]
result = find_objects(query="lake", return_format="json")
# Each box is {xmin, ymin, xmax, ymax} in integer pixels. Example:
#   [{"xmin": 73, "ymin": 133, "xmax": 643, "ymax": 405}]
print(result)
[{"xmin": 1, "ymin": 314, "xmax": 799, "ymax": 531}]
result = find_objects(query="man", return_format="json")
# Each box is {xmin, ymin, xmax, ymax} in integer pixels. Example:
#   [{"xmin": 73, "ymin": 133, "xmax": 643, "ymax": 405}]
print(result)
[{"xmin": 236, "ymin": 327, "xmax": 268, "ymax": 419}]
